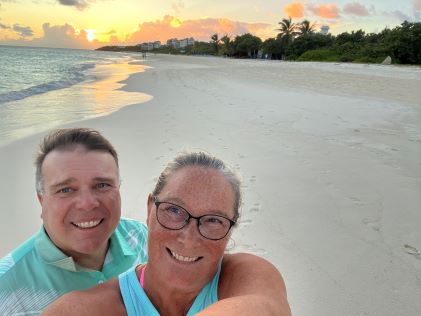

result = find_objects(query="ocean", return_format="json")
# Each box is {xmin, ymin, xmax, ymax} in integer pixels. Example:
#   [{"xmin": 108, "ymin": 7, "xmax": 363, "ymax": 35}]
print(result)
[{"xmin": 0, "ymin": 45, "xmax": 150, "ymax": 146}]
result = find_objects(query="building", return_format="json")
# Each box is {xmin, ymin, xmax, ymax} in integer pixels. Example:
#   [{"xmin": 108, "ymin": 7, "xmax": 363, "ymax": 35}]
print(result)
[
  {"xmin": 179, "ymin": 37, "xmax": 195, "ymax": 48},
  {"xmin": 138, "ymin": 41, "xmax": 161, "ymax": 51},
  {"xmin": 166, "ymin": 38, "xmax": 195, "ymax": 49},
  {"xmin": 320, "ymin": 25, "xmax": 330, "ymax": 35},
  {"xmin": 166, "ymin": 38, "xmax": 180, "ymax": 49}
]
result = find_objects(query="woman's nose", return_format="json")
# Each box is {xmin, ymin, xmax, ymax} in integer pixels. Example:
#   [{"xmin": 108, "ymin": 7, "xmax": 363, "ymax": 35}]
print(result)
[{"xmin": 177, "ymin": 218, "xmax": 202, "ymax": 243}]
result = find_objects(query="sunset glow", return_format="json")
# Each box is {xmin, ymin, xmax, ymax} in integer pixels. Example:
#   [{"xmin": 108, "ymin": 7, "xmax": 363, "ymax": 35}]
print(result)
[
  {"xmin": 0, "ymin": 0, "xmax": 418, "ymax": 49},
  {"xmin": 170, "ymin": 17, "xmax": 182, "ymax": 28},
  {"xmin": 86, "ymin": 30, "xmax": 95, "ymax": 42}
]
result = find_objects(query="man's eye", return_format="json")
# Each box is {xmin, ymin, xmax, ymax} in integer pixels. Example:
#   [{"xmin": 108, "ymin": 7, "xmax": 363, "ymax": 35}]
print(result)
[
  {"xmin": 57, "ymin": 187, "xmax": 72, "ymax": 193},
  {"xmin": 96, "ymin": 183, "xmax": 111, "ymax": 189}
]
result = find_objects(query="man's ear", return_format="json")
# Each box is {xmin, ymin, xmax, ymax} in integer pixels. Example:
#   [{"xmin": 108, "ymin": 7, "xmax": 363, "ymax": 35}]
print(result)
[
  {"xmin": 147, "ymin": 194, "xmax": 154, "ymax": 226},
  {"xmin": 37, "ymin": 192, "xmax": 43, "ymax": 204},
  {"xmin": 37, "ymin": 193, "xmax": 44, "ymax": 219}
]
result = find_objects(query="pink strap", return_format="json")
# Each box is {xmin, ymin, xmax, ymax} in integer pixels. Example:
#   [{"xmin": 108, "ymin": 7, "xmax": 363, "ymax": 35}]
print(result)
[{"xmin": 139, "ymin": 265, "xmax": 146, "ymax": 288}]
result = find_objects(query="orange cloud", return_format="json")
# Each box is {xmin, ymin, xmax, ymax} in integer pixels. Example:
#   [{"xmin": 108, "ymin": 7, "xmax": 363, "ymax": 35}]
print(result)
[
  {"xmin": 0, "ymin": 23, "xmax": 101, "ymax": 49},
  {"xmin": 284, "ymin": 2, "xmax": 305, "ymax": 18},
  {"xmin": 126, "ymin": 15, "xmax": 273, "ymax": 44},
  {"xmin": 309, "ymin": 3, "xmax": 340, "ymax": 19},
  {"xmin": 0, "ymin": 16, "xmax": 275, "ymax": 49}
]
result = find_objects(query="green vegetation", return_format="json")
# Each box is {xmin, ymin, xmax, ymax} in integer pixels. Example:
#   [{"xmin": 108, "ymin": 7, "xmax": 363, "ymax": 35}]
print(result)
[{"xmin": 97, "ymin": 20, "xmax": 421, "ymax": 65}]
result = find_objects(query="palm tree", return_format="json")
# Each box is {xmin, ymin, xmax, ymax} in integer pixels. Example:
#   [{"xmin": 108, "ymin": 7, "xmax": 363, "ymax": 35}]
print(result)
[
  {"xmin": 277, "ymin": 17, "xmax": 298, "ymax": 42},
  {"xmin": 298, "ymin": 20, "xmax": 315, "ymax": 36},
  {"xmin": 211, "ymin": 33, "xmax": 219, "ymax": 53},
  {"xmin": 220, "ymin": 35, "xmax": 232, "ymax": 56}
]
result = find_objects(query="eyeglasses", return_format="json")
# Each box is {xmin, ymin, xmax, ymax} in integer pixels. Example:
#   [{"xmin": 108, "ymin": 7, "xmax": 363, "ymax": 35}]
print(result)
[{"xmin": 154, "ymin": 197, "xmax": 236, "ymax": 240}]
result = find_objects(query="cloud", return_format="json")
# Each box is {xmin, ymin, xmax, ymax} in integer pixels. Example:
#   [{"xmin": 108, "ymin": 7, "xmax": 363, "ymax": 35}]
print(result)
[
  {"xmin": 343, "ymin": 2, "xmax": 370, "ymax": 16},
  {"xmin": 13, "ymin": 24, "xmax": 34, "ymax": 37},
  {"xmin": 56, "ymin": 0, "xmax": 113, "ymax": 11},
  {"xmin": 126, "ymin": 15, "xmax": 273, "ymax": 44},
  {"xmin": 0, "ymin": 22, "xmax": 10, "ymax": 29},
  {"xmin": 0, "ymin": 16, "xmax": 274, "ymax": 49},
  {"xmin": 171, "ymin": 1, "xmax": 184, "ymax": 13},
  {"xmin": 391, "ymin": 10, "xmax": 412, "ymax": 21},
  {"xmin": 57, "ymin": 0, "xmax": 88, "ymax": 10},
  {"xmin": 414, "ymin": 0, "xmax": 421, "ymax": 10},
  {"xmin": 283, "ymin": 2, "xmax": 305, "ymax": 18},
  {"xmin": 308, "ymin": 3, "xmax": 340, "ymax": 19}
]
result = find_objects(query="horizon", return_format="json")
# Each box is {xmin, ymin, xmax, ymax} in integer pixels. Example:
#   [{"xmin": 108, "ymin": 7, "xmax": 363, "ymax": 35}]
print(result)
[{"xmin": 1, "ymin": 0, "xmax": 420, "ymax": 50}]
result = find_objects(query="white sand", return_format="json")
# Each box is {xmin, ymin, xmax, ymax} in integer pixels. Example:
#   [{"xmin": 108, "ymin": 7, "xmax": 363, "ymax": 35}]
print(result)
[{"xmin": 1, "ymin": 55, "xmax": 420, "ymax": 315}]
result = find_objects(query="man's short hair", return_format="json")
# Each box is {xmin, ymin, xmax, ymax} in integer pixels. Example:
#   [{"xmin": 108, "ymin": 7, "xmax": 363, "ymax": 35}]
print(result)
[{"xmin": 35, "ymin": 128, "xmax": 119, "ymax": 193}]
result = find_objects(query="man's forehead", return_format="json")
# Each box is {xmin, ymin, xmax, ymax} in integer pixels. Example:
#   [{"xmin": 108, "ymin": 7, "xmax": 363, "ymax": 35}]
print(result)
[
  {"xmin": 43, "ymin": 147, "xmax": 115, "ymax": 165},
  {"xmin": 41, "ymin": 148, "xmax": 118, "ymax": 177}
]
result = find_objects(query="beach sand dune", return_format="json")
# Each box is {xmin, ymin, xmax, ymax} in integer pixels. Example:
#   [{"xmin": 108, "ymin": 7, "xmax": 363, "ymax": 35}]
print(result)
[{"xmin": 1, "ymin": 55, "xmax": 420, "ymax": 315}]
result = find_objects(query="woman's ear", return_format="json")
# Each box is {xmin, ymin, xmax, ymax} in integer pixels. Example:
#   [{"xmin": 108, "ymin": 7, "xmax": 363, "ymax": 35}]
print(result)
[{"xmin": 147, "ymin": 194, "xmax": 154, "ymax": 225}]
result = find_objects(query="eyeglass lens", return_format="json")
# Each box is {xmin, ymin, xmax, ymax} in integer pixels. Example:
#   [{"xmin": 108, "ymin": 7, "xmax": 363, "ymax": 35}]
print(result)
[{"xmin": 156, "ymin": 202, "xmax": 233, "ymax": 240}]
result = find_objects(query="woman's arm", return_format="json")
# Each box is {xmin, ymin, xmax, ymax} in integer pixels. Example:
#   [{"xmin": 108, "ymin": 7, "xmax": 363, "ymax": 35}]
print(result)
[
  {"xmin": 199, "ymin": 253, "xmax": 291, "ymax": 316},
  {"xmin": 41, "ymin": 279, "xmax": 126, "ymax": 316}
]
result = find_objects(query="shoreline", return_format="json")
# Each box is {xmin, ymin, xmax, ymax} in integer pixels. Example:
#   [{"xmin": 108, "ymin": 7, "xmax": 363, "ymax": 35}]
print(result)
[
  {"xmin": 1, "ymin": 54, "xmax": 420, "ymax": 315},
  {"xmin": 0, "ymin": 51, "xmax": 152, "ymax": 147}
]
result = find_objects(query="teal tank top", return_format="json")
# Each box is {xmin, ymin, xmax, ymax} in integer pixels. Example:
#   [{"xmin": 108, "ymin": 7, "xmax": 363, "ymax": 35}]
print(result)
[{"xmin": 118, "ymin": 261, "xmax": 221, "ymax": 316}]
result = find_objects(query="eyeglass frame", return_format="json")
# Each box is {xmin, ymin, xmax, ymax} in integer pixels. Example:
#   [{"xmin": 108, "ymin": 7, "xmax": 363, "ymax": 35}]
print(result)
[{"xmin": 153, "ymin": 197, "xmax": 236, "ymax": 240}]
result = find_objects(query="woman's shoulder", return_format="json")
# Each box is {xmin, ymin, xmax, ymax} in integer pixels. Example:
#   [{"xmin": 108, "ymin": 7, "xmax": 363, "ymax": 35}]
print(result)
[{"xmin": 219, "ymin": 253, "xmax": 285, "ymax": 298}]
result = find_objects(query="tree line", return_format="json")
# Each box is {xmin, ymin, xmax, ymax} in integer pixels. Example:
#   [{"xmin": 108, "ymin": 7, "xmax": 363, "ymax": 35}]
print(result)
[{"xmin": 98, "ymin": 19, "xmax": 421, "ymax": 64}]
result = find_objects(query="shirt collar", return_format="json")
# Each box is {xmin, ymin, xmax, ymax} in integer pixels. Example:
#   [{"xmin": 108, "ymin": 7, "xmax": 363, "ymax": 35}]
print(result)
[{"xmin": 35, "ymin": 222, "xmax": 137, "ymax": 272}]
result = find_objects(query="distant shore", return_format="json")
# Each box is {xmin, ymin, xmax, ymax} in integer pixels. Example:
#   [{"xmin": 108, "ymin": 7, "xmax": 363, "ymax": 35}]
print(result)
[{"xmin": 1, "ymin": 54, "xmax": 420, "ymax": 315}]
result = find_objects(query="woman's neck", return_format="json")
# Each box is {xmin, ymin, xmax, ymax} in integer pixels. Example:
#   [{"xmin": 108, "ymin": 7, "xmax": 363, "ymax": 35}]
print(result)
[{"xmin": 140, "ymin": 265, "xmax": 199, "ymax": 316}]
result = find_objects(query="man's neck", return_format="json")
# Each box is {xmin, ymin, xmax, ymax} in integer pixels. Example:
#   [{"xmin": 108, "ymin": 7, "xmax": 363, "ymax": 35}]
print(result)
[{"xmin": 72, "ymin": 241, "xmax": 110, "ymax": 271}]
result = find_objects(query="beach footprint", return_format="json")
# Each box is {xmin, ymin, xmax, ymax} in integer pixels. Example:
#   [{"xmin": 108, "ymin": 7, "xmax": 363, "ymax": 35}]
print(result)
[
  {"xmin": 249, "ymin": 203, "xmax": 261, "ymax": 213},
  {"xmin": 362, "ymin": 218, "xmax": 381, "ymax": 231},
  {"xmin": 403, "ymin": 244, "xmax": 421, "ymax": 259},
  {"xmin": 233, "ymin": 243, "xmax": 268, "ymax": 256},
  {"xmin": 238, "ymin": 218, "xmax": 253, "ymax": 227}
]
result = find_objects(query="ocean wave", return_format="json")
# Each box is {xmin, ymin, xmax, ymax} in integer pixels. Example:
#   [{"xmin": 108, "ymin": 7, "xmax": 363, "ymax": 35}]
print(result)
[{"xmin": 0, "ymin": 62, "xmax": 95, "ymax": 105}]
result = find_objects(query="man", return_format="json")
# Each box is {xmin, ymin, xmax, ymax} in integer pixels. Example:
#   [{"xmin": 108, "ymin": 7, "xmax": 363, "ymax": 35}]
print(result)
[{"xmin": 0, "ymin": 128, "xmax": 148, "ymax": 315}]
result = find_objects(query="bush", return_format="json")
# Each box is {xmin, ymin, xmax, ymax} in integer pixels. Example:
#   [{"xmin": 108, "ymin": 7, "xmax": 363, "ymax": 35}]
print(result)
[{"xmin": 297, "ymin": 49, "xmax": 340, "ymax": 61}]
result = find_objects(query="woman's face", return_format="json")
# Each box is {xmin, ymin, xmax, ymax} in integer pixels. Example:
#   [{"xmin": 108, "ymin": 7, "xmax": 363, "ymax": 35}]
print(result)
[{"xmin": 146, "ymin": 166, "xmax": 236, "ymax": 291}]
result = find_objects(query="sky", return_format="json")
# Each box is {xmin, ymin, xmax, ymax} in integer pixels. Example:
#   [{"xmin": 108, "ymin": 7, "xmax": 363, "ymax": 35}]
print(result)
[{"xmin": 0, "ymin": 0, "xmax": 420, "ymax": 49}]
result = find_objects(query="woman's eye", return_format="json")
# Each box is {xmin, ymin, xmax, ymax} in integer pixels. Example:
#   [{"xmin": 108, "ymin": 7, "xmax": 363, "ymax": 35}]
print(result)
[
  {"xmin": 168, "ymin": 206, "xmax": 181, "ymax": 214},
  {"xmin": 204, "ymin": 217, "xmax": 223, "ymax": 225}
]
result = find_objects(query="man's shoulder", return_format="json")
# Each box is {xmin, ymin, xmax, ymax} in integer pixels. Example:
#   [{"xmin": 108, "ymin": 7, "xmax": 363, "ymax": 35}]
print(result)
[
  {"xmin": 115, "ymin": 217, "xmax": 148, "ymax": 251},
  {"xmin": 116, "ymin": 217, "xmax": 148, "ymax": 240},
  {"xmin": 0, "ymin": 233, "xmax": 38, "ymax": 280},
  {"xmin": 118, "ymin": 217, "xmax": 147, "ymax": 231}
]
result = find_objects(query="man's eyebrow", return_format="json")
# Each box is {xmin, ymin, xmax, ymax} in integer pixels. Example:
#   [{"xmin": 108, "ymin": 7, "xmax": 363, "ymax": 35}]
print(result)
[
  {"xmin": 49, "ymin": 178, "xmax": 75, "ymax": 191},
  {"xmin": 93, "ymin": 176, "xmax": 118, "ymax": 183}
]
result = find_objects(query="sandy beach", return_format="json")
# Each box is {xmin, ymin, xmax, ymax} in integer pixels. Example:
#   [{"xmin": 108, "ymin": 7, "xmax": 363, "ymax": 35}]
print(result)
[{"xmin": 1, "ymin": 54, "xmax": 420, "ymax": 315}]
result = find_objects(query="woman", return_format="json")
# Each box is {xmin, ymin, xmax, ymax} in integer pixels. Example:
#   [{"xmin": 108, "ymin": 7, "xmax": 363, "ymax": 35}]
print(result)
[{"xmin": 43, "ymin": 152, "xmax": 291, "ymax": 315}]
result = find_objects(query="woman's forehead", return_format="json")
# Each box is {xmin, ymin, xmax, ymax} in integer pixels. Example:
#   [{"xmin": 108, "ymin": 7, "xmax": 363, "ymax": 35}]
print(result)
[
  {"xmin": 165, "ymin": 166, "xmax": 227, "ymax": 188},
  {"xmin": 160, "ymin": 166, "xmax": 235, "ymax": 213}
]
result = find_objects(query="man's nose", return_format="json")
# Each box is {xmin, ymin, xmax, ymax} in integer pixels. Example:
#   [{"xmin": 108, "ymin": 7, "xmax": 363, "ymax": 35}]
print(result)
[{"xmin": 75, "ymin": 189, "xmax": 100, "ymax": 210}]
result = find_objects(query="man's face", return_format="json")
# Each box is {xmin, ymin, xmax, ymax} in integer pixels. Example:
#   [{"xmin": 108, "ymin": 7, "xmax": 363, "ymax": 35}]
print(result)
[{"xmin": 38, "ymin": 146, "xmax": 121, "ymax": 261}]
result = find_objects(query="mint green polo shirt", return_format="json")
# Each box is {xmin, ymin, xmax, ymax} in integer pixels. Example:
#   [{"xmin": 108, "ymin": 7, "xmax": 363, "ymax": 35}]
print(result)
[{"xmin": 0, "ymin": 217, "xmax": 148, "ymax": 315}]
